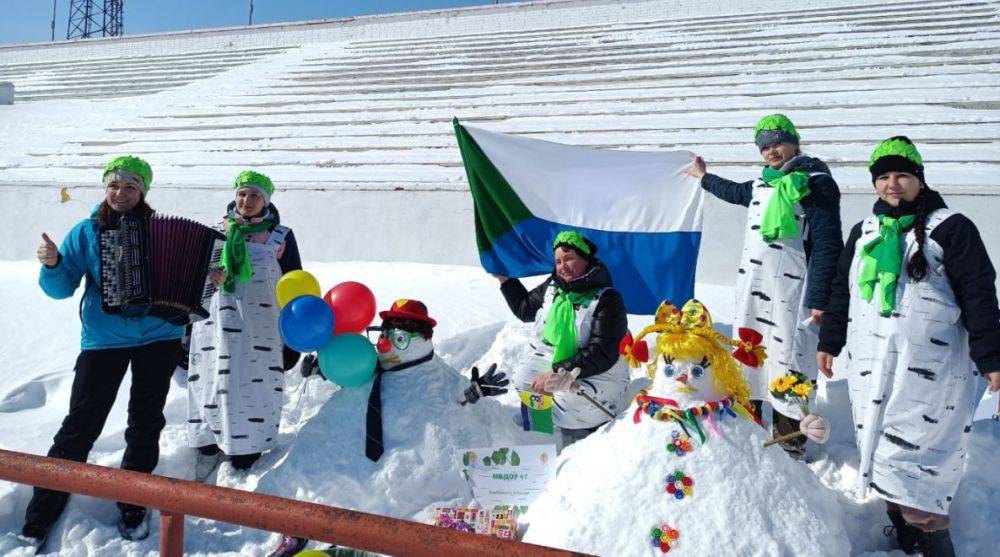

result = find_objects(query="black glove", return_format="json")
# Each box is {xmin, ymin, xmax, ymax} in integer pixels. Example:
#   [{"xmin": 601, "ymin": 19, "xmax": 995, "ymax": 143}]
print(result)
[
  {"xmin": 299, "ymin": 353, "xmax": 319, "ymax": 378},
  {"xmin": 461, "ymin": 363, "xmax": 509, "ymax": 405}
]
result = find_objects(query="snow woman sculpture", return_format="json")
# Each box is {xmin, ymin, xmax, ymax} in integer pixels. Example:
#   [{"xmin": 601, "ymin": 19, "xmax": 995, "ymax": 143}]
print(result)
[{"xmin": 521, "ymin": 299, "xmax": 849, "ymax": 556}]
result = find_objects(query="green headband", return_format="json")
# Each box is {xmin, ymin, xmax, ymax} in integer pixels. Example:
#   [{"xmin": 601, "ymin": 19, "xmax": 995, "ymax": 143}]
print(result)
[
  {"xmin": 754, "ymin": 113, "xmax": 800, "ymax": 141},
  {"xmin": 553, "ymin": 230, "xmax": 592, "ymax": 255},
  {"xmin": 869, "ymin": 138, "xmax": 923, "ymax": 169},
  {"xmin": 233, "ymin": 170, "xmax": 275, "ymax": 196},
  {"xmin": 103, "ymin": 156, "xmax": 152, "ymax": 192}
]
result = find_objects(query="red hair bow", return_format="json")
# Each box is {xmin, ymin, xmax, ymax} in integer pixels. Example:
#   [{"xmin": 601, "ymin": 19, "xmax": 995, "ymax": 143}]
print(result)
[
  {"xmin": 732, "ymin": 327, "xmax": 767, "ymax": 368},
  {"xmin": 619, "ymin": 332, "xmax": 649, "ymax": 367}
]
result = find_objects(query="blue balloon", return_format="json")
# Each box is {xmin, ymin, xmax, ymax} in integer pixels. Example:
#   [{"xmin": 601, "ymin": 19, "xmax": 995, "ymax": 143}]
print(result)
[
  {"xmin": 318, "ymin": 333, "xmax": 377, "ymax": 388},
  {"xmin": 279, "ymin": 295, "xmax": 335, "ymax": 352}
]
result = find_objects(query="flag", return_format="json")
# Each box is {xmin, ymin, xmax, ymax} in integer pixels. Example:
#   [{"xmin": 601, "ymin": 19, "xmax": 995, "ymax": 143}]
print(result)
[
  {"xmin": 454, "ymin": 119, "xmax": 704, "ymax": 314},
  {"xmin": 519, "ymin": 391, "xmax": 554, "ymax": 434}
]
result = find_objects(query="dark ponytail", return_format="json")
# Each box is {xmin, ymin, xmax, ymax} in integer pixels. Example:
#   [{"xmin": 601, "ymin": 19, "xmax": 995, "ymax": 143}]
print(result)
[{"xmin": 906, "ymin": 188, "xmax": 930, "ymax": 282}]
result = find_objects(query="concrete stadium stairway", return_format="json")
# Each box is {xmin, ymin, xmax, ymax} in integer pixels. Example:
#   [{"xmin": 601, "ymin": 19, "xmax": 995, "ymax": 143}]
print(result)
[{"xmin": 5, "ymin": 0, "xmax": 996, "ymax": 192}]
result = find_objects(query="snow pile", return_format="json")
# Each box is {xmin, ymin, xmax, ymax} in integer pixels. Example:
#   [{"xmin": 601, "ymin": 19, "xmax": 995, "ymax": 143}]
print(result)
[
  {"xmin": 248, "ymin": 353, "xmax": 552, "ymax": 521},
  {"xmin": 520, "ymin": 331, "xmax": 851, "ymax": 556},
  {"xmin": 0, "ymin": 261, "xmax": 997, "ymax": 555}
]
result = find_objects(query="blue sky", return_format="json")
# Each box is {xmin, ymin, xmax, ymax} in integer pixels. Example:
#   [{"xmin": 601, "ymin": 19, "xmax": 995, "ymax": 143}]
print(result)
[{"xmin": 0, "ymin": 1, "xmax": 525, "ymax": 46}]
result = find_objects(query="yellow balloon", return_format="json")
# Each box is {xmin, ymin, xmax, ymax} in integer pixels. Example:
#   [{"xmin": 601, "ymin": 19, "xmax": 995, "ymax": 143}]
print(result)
[{"xmin": 276, "ymin": 270, "xmax": 321, "ymax": 308}]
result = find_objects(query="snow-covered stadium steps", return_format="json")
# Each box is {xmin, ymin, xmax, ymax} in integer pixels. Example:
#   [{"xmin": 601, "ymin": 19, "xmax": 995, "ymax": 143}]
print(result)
[
  {"xmin": 334, "ymin": 5, "xmax": 998, "ymax": 59},
  {"xmin": 3, "ymin": 0, "xmax": 999, "ymax": 195},
  {"xmin": 0, "ymin": 46, "xmax": 290, "ymax": 101},
  {"xmin": 339, "ymin": 0, "xmax": 994, "ymax": 52}
]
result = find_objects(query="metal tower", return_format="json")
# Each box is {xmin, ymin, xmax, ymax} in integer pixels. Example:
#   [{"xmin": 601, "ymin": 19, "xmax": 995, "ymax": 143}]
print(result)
[{"xmin": 66, "ymin": 0, "xmax": 123, "ymax": 40}]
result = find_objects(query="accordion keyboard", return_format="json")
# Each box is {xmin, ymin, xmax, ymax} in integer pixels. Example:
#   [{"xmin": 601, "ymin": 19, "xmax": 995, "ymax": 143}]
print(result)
[
  {"xmin": 200, "ymin": 238, "xmax": 226, "ymax": 308},
  {"xmin": 99, "ymin": 229, "xmax": 124, "ymax": 308}
]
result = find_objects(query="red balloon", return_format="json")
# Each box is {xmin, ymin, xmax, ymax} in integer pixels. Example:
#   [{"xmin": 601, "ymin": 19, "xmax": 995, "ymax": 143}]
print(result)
[{"xmin": 323, "ymin": 281, "xmax": 377, "ymax": 334}]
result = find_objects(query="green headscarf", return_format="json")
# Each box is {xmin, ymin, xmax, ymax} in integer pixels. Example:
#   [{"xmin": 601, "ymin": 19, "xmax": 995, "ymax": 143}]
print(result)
[
  {"xmin": 543, "ymin": 231, "xmax": 598, "ymax": 368},
  {"xmin": 759, "ymin": 166, "xmax": 811, "ymax": 241},
  {"xmin": 103, "ymin": 156, "xmax": 152, "ymax": 193},
  {"xmin": 859, "ymin": 214, "xmax": 915, "ymax": 316}
]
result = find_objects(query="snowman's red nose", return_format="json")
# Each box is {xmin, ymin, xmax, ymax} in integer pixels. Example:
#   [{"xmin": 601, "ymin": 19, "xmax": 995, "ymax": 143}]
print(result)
[
  {"xmin": 376, "ymin": 337, "xmax": 392, "ymax": 354},
  {"xmin": 676, "ymin": 373, "xmax": 689, "ymax": 384}
]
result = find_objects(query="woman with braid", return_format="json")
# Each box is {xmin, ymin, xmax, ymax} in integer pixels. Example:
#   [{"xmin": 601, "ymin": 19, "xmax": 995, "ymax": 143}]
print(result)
[
  {"xmin": 818, "ymin": 137, "xmax": 1000, "ymax": 557},
  {"xmin": 187, "ymin": 170, "xmax": 303, "ymax": 478},
  {"xmin": 684, "ymin": 114, "xmax": 843, "ymax": 459}
]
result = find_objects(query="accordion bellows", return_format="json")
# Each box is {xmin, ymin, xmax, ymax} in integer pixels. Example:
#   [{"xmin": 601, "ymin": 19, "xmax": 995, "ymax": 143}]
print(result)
[{"xmin": 100, "ymin": 213, "xmax": 225, "ymax": 325}]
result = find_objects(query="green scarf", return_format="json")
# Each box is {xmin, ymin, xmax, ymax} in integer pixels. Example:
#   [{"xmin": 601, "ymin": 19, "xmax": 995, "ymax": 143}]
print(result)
[
  {"xmin": 759, "ymin": 167, "xmax": 811, "ymax": 241},
  {"xmin": 220, "ymin": 216, "xmax": 273, "ymax": 292},
  {"xmin": 859, "ymin": 214, "xmax": 915, "ymax": 316},
  {"xmin": 542, "ymin": 288, "xmax": 598, "ymax": 368}
]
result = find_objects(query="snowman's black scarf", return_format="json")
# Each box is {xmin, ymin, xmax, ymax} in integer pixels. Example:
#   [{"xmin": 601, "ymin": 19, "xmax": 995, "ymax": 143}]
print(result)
[{"xmin": 364, "ymin": 351, "xmax": 436, "ymax": 462}]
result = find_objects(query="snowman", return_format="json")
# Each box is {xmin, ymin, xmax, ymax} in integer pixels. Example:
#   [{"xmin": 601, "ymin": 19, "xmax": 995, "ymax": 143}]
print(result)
[
  {"xmin": 520, "ymin": 299, "xmax": 849, "ymax": 556},
  {"xmin": 262, "ymin": 299, "xmax": 550, "ymax": 557}
]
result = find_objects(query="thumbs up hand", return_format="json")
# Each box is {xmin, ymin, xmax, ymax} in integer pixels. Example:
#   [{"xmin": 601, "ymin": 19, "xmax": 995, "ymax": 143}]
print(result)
[{"xmin": 38, "ymin": 233, "xmax": 59, "ymax": 267}]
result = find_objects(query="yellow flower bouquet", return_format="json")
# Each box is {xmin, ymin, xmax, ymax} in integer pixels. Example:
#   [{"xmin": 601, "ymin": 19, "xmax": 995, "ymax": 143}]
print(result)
[{"xmin": 769, "ymin": 371, "xmax": 815, "ymax": 415}]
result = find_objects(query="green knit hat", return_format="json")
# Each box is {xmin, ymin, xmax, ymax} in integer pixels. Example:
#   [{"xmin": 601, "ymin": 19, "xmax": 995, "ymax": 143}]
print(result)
[
  {"xmin": 754, "ymin": 113, "xmax": 800, "ymax": 149},
  {"xmin": 233, "ymin": 170, "xmax": 275, "ymax": 204},
  {"xmin": 103, "ymin": 156, "xmax": 152, "ymax": 193},
  {"xmin": 869, "ymin": 136, "xmax": 924, "ymax": 183},
  {"xmin": 553, "ymin": 230, "xmax": 597, "ymax": 259}
]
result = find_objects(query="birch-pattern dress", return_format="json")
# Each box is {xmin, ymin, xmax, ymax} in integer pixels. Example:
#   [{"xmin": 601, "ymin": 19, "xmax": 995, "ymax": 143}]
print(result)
[
  {"xmin": 512, "ymin": 285, "xmax": 630, "ymax": 430},
  {"xmin": 844, "ymin": 209, "xmax": 978, "ymax": 513},
  {"xmin": 187, "ymin": 225, "xmax": 290, "ymax": 455},
  {"xmin": 734, "ymin": 172, "xmax": 827, "ymax": 419}
]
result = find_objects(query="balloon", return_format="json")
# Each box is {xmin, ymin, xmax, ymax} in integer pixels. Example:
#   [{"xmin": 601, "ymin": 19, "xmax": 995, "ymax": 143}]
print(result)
[
  {"xmin": 279, "ymin": 295, "xmax": 334, "ymax": 352},
  {"xmin": 323, "ymin": 281, "xmax": 377, "ymax": 334},
  {"xmin": 275, "ymin": 270, "xmax": 321, "ymax": 308},
  {"xmin": 318, "ymin": 333, "xmax": 377, "ymax": 388}
]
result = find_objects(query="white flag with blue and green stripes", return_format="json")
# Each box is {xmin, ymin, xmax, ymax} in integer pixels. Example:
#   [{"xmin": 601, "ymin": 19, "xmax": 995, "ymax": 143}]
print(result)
[{"xmin": 454, "ymin": 119, "xmax": 704, "ymax": 314}]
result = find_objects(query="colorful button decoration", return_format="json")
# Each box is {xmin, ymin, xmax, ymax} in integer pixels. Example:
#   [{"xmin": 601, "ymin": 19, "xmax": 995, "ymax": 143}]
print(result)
[
  {"xmin": 649, "ymin": 523, "xmax": 680, "ymax": 553},
  {"xmin": 666, "ymin": 431, "xmax": 693, "ymax": 456},
  {"xmin": 665, "ymin": 470, "xmax": 693, "ymax": 500}
]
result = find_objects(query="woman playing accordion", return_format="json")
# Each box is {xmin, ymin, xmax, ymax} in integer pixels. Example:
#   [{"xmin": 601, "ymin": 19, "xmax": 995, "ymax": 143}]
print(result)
[{"xmin": 26, "ymin": 156, "xmax": 185, "ymax": 542}]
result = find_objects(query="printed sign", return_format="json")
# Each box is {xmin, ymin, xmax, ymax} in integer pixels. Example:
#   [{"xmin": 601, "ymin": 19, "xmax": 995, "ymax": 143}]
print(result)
[
  {"xmin": 460, "ymin": 444, "xmax": 557, "ymax": 510},
  {"xmin": 434, "ymin": 507, "xmax": 517, "ymax": 540}
]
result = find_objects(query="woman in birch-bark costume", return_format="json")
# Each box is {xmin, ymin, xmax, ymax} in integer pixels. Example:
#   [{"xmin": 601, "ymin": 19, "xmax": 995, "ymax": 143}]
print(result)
[
  {"xmin": 684, "ymin": 114, "xmax": 843, "ymax": 458},
  {"xmin": 818, "ymin": 137, "xmax": 1000, "ymax": 557},
  {"xmin": 187, "ymin": 170, "xmax": 303, "ymax": 477}
]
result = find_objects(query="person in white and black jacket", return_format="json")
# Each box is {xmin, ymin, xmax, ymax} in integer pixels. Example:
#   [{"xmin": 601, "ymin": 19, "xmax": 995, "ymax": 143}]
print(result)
[
  {"xmin": 494, "ymin": 230, "xmax": 629, "ymax": 445},
  {"xmin": 684, "ymin": 113, "xmax": 843, "ymax": 459},
  {"xmin": 818, "ymin": 136, "xmax": 1000, "ymax": 557}
]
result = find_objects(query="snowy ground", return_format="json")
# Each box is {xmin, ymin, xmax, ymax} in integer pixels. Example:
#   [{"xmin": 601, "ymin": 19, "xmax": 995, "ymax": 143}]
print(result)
[{"xmin": 0, "ymin": 259, "xmax": 996, "ymax": 556}]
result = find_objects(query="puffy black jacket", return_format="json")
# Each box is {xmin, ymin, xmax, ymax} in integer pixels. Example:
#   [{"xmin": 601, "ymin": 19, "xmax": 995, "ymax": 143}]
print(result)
[{"xmin": 500, "ymin": 261, "xmax": 627, "ymax": 379}]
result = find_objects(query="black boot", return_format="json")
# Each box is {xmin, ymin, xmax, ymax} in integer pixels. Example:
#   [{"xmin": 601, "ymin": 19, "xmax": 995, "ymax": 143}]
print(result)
[
  {"xmin": 916, "ymin": 528, "xmax": 955, "ymax": 557},
  {"xmin": 884, "ymin": 509, "xmax": 919, "ymax": 554}
]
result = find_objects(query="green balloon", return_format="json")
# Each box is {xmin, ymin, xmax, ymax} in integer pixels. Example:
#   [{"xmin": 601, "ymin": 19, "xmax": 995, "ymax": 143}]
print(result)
[{"xmin": 317, "ymin": 333, "xmax": 377, "ymax": 388}]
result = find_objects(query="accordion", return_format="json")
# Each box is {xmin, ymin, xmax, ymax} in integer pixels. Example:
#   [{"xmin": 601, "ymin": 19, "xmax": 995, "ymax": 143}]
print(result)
[{"xmin": 99, "ymin": 213, "xmax": 226, "ymax": 325}]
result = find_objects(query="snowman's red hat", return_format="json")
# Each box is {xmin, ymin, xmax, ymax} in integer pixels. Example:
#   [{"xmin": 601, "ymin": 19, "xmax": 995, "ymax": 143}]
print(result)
[{"xmin": 378, "ymin": 299, "xmax": 437, "ymax": 328}]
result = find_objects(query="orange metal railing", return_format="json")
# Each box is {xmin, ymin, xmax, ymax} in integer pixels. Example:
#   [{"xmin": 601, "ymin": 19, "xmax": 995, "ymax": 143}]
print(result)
[{"xmin": 0, "ymin": 449, "xmax": 590, "ymax": 557}]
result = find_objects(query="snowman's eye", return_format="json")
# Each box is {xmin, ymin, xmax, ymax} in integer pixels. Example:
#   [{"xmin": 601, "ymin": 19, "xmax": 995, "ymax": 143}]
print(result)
[
  {"xmin": 691, "ymin": 365, "xmax": 705, "ymax": 378},
  {"xmin": 663, "ymin": 363, "xmax": 675, "ymax": 377},
  {"xmin": 389, "ymin": 329, "xmax": 414, "ymax": 350}
]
